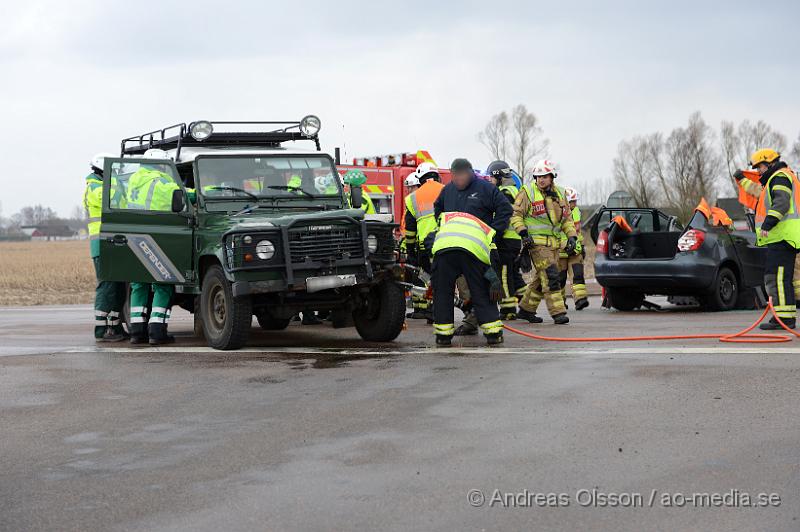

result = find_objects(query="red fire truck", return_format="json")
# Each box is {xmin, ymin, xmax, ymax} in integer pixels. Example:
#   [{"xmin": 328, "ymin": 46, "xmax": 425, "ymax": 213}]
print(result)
[{"xmin": 337, "ymin": 150, "xmax": 451, "ymax": 223}]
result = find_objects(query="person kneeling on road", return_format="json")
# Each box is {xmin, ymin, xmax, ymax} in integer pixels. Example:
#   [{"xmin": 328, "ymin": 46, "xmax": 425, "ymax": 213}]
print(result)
[{"xmin": 426, "ymin": 211, "xmax": 504, "ymax": 347}]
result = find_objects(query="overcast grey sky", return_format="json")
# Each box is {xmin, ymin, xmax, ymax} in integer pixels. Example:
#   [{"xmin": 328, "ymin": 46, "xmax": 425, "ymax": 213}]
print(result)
[{"xmin": 1, "ymin": 0, "xmax": 798, "ymax": 216}]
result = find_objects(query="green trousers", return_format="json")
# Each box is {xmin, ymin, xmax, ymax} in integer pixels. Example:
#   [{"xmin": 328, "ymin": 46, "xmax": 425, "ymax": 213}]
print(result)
[
  {"xmin": 130, "ymin": 283, "xmax": 174, "ymax": 330},
  {"xmin": 93, "ymin": 257, "xmax": 127, "ymax": 338}
]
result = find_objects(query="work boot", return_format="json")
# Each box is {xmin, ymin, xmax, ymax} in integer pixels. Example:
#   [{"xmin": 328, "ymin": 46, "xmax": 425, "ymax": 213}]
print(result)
[
  {"xmin": 129, "ymin": 323, "xmax": 148, "ymax": 345},
  {"xmin": 760, "ymin": 318, "xmax": 796, "ymax": 330},
  {"xmin": 98, "ymin": 327, "xmax": 127, "ymax": 343},
  {"xmin": 94, "ymin": 326, "xmax": 107, "ymax": 340},
  {"xmin": 575, "ymin": 298, "xmax": 590, "ymax": 311},
  {"xmin": 301, "ymin": 312, "xmax": 322, "ymax": 325},
  {"xmin": 435, "ymin": 335, "xmax": 452, "ymax": 347},
  {"xmin": 516, "ymin": 308, "xmax": 544, "ymax": 324},
  {"xmin": 553, "ymin": 313, "xmax": 570, "ymax": 325},
  {"xmin": 407, "ymin": 309, "xmax": 433, "ymax": 320},
  {"xmin": 148, "ymin": 323, "xmax": 175, "ymax": 345},
  {"xmin": 499, "ymin": 308, "xmax": 517, "ymax": 320},
  {"xmin": 485, "ymin": 332, "xmax": 504, "ymax": 346},
  {"xmin": 454, "ymin": 323, "xmax": 478, "ymax": 336}
]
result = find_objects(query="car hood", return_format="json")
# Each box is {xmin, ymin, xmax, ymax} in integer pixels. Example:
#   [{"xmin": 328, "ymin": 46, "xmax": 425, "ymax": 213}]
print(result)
[{"xmin": 206, "ymin": 208, "xmax": 366, "ymax": 233}]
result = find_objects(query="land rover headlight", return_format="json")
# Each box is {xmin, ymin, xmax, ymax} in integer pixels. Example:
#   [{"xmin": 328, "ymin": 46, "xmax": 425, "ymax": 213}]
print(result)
[
  {"xmin": 190, "ymin": 120, "xmax": 214, "ymax": 141},
  {"xmin": 367, "ymin": 234, "xmax": 378, "ymax": 253},
  {"xmin": 256, "ymin": 240, "xmax": 275, "ymax": 260},
  {"xmin": 299, "ymin": 115, "xmax": 321, "ymax": 137}
]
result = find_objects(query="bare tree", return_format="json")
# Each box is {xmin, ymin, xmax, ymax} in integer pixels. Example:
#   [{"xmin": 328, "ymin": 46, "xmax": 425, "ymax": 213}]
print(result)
[
  {"xmin": 478, "ymin": 104, "xmax": 549, "ymax": 176},
  {"xmin": 612, "ymin": 136, "xmax": 662, "ymax": 208},
  {"xmin": 510, "ymin": 104, "xmax": 549, "ymax": 176},
  {"xmin": 18, "ymin": 205, "xmax": 58, "ymax": 225},
  {"xmin": 477, "ymin": 111, "xmax": 509, "ymax": 161},
  {"xmin": 720, "ymin": 119, "xmax": 787, "ymax": 193},
  {"xmin": 613, "ymin": 112, "xmax": 724, "ymax": 222},
  {"xmin": 70, "ymin": 205, "xmax": 86, "ymax": 223},
  {"xmin": 581, "ymin": 176, "xmax": 615, "ymax": 205},
  {"xmin": 790, "ymin": 132, "xmax": 800, "ymax": 168}
]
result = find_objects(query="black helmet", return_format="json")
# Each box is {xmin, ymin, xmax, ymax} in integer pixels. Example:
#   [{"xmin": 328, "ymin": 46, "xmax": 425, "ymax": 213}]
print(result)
[{"xmin": 486, "ymin": 160, "xmax": 513, "ymax": 183}]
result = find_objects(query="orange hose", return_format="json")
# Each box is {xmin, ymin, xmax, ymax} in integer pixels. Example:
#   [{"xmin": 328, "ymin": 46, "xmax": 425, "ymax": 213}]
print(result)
[{"xmin": 503, "ymin": 299, "xmax": 800, "ymax": 344}]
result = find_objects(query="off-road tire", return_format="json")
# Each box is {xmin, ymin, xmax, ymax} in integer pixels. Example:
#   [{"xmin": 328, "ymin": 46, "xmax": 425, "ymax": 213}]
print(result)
[
  {"xmin": 200, "ymin": 265, "xmax": 252, "ymax": 350},
  {"xmin": 353, "ymin": 281, "xmax": 405, "ymax": 342}
]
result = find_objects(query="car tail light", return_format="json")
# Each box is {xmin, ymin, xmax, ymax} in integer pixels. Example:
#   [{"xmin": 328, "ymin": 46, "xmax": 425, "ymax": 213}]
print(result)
[
  {"xmin": 596, "ymin": 230, "xmax": 609, "ymax": 255},
  {"xmin": 677, "ymin": 229, "xmax": 706, "ymax": 252}
]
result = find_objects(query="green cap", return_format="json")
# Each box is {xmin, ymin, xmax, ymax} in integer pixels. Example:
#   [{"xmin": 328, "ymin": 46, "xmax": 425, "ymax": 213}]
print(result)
[{"xmin": 343, "ymin": 169, "xmax": 367, "ymax": 186}]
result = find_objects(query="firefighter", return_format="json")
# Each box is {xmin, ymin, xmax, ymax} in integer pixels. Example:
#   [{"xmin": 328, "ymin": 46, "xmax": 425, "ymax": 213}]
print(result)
[
  {"xmin": 342, "ymin": 170, "xmax": 376, "ymax": 214},
  {"xmin": 427, "ymin": 211, "xmax": 504, "ymax": 347},
  {"xmin": 404, "ymin": 163, "xmax": 444, "ymax": 320},
  {"xmin": 511, "ymin": 159, "xmax": 577, "ymax": 325},
  {"xmin": 85, "ymin": 153, "xmax": 128, "ymax": 342},
  {"xmin": 432, "ymin": 158, "xmax": 512, "ymax": 335},
  {"xmin": 126, "ymin": 149, "xmax": 181, "ymax": 344},
  {"xmin": 735, "ymin": 168, "xmax": 800, "ymax": 306},
  {"xmin": 560, "ymin": 186, "xmax": 589, "ymax": 310},
  {"xmin": 486, "ymin": 160, "xmax": 522, "ymax": 320},
  {"xmin": 746, "ymin": 149, "xmax": 800, "ymax": 329}
]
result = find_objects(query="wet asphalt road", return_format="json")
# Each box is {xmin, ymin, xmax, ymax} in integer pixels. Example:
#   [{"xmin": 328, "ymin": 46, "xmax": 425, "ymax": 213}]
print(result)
[{"xmin": 2, "ymin": 297, "xmax": 800, "ymax": 531}]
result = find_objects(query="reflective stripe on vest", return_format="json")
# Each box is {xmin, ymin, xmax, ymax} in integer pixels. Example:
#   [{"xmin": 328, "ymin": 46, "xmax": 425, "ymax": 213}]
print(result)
[
  {"xmin": 499, "ymin": 185, "xmax": 521, "ymax": 241},
  {"xmin": 406, "ymin": 181, "xmax": 445, "ymax": 247},
  {"xmin": 126, "ymin": 168, "xmax": 177, "ymax": 211},
  {"xmin": 755, "ymin": 167, "xmax": 800, "ymax": 248},
  {"xmin": 432, "ymin": 212, "xmax": 496, "ymax": 264},
  {"xmin": 522, "ymin": 184, "xmax": 566, "ymax": 244}
]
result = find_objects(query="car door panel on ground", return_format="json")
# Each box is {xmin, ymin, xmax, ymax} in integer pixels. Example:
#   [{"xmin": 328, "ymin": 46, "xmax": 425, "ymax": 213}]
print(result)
[{"xmin": 99, "ymin": 157, "xmax": 194, "ymax": 284}]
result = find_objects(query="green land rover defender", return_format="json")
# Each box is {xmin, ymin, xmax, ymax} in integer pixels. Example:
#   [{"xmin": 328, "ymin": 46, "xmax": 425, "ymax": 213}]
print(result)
[{"xmin": 98, "ymin": 116, "xmax": 405, "ymax": 350}]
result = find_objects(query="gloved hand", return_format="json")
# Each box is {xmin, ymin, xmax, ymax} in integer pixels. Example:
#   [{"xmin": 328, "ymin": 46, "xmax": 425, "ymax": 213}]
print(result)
[
  {"xmin": 423, "ymin": 231, "xmax": 437, "ymax": 255},
  {"xmin": 564, "ymin": 236, "xmax": 578, "ymax": 255},
  {"xmin": 519, "ymin": 230, "xmax": 533, "ymax": 250},
  {"xmin": 733, "ymin": 169, "xmax": 745, "ymax": 181},
  {"xmin": 518, "ymin": 251, "xmax": 532, "ymax": 273},
  {"xmin": 406, "ymin": 246, "xmax": 418, "ymax": 267},
  {"xmin": 484, "ymin": 268, "xmax": 503, "ymax": 302}
]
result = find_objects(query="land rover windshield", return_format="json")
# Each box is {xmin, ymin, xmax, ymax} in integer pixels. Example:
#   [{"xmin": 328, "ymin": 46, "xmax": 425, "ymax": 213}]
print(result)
[{"xmin": 196, "ymin": 155, "xmax": 342, "ymax": 201}]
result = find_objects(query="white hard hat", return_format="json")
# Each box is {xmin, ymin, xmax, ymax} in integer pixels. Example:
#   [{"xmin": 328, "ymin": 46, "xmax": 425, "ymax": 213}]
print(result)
[
  {"xmin": 142, "ymin": 148, "xmax": 171, "ymax": 160},
  {"xmin": 530, "ymin": 159, "xmax": 558, "ymax": 178},
  {"xmin": 404, "ymin": 174, "xmax": 421, "ymax": 188},
  {"xmin": 315, "ymin": 173, "xmax": 334, "ymax": 190},
  {"xmin": 91, "ymin": 152, "xmax": 115, "ymax": 170},
  {"xmin": 414, "ymin": 162, "xmax": 439, "ymax": 180},
  {"xmin": 564, "ymin": 186, "xmax": 579, "ymax": 203}
]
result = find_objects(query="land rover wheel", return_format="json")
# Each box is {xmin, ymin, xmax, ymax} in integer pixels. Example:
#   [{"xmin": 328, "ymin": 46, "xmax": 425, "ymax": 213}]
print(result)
[
  {"xmin": 201, "ymin": 265, "xmax": 252, "ymax": 350},
  {"xmin": 353, "ymin": 281, "xmax": 405, "ymax": 342},
  {"xmin": 255, "ymin": 310, "xmax": 291, "ymax": 331}
]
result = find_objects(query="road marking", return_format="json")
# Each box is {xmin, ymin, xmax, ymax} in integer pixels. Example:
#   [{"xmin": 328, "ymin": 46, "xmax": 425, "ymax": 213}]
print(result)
[{"xmin": 61, "ymin": 346, "xmax": 800, "ymax": 356}]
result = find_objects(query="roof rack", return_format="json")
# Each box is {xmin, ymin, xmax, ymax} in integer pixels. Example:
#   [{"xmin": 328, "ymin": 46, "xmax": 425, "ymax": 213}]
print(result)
[{"xmin": 120, "ymin": 118, "xmax": 321, "ymax": 160}]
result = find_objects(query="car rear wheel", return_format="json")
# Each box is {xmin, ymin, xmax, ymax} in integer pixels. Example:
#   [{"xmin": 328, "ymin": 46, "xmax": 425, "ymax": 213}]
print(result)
[
  {"xmin": 702, "ymin": 266, "xmax": 738, "ymax": 312},
  {"xmin": 607, "ymin": 288, "xmax": 644, "ymax": 311},
  {"xmin": 353, "ymin": 281, "xmax": 405, "ymax": 341},
  {"xmin": 201, "ymin": 265, "xmax": 252, "ymax": 350}
]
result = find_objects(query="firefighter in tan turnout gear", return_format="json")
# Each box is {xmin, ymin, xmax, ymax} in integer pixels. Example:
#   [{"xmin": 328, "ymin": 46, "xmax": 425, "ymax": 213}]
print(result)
[{"xmin": 511, "ymin": 160, "xmax": 577, "ymax": 325}]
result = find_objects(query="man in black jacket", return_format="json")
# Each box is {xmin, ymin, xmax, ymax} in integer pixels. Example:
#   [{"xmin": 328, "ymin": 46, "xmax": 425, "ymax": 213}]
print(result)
[{"xmin": 430, "ymin": 158, "xmax": 513, "ymax": 335}]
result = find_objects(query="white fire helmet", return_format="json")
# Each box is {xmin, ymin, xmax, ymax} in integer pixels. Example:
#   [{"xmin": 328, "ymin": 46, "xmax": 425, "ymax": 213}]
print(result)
[
  {"xmin": 530, "ymin": 159, "xmax": 558, "ymax": 178},
  {"xmin": 564, "ymin": 186, "xmax": 579, "ymax": 203},
  {"xmin": 404, "ymin": 174, "xmax": 421, "ymax": 188}
]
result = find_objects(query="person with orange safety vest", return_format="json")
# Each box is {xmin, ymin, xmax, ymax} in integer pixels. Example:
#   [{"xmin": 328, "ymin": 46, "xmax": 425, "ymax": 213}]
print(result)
[
  {"xmin": 742, "ymin": 149, "xmax": 800, "ymax": 329},
  {"xmin": 403, "ymin": 163, "xmax": 444, "ymax": 320}
]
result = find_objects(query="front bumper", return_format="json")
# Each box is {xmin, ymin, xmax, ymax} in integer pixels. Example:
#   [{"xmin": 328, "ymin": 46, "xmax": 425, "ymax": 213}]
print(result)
[{"xmin": 594, "ymin": 252, "xmax": 717, "ymax": 294}]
